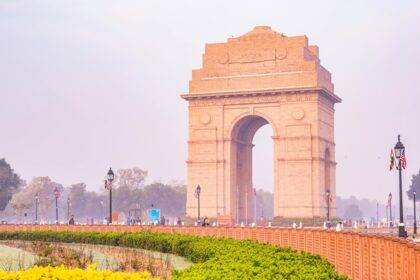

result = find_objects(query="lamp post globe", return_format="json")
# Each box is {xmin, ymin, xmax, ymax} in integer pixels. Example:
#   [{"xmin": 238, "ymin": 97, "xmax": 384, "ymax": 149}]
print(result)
[
  {"xmin": 394, "ymin": 135, "xmax": 404, "ymax": 159},
  {"xmin": 394, "ymin": 135, "xmax": 407, "ymax": 238},
  {"xmin": 106, "ymin": 168, "xmax": 114, "ymax": 224},
  {"xmin": 107, "ymin": 168, "xmax": 115, "ymax": 183},
  {"xmin": 54, "ymin": 187, "xmax": 60, "ymax": 198}
]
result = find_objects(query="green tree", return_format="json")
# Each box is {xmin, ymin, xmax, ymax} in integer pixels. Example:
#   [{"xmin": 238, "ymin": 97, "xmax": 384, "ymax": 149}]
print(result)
[
  {"xmin": 110, "ymin": 182, "xmax": 186, "ymax": 219},
  {"xmin": 115, "ymin": 168, "xmax": 148, "ymax": 189},
  {"xmin": 83, "ymin": 191, "xmax": 106, "ymax": 221},
  {"xmin": 9, "ymin": 177, "xmax": 63, "ymax": 222},
  {"xmin": 112, "ymin": 184, "xmax": 141, "ymax": 215},
  {"xmin": 67, "ymin": 183, "xmax": 106, "ymax": 222},
  {"xmin": 68, "ymin": 183, "xmax": 88, "ymax": 218},
  {"xmin": 256, "ymin": 189, "xmax": 274, "ymax": 219},
  {"xmin": 406, "ymin": 170, "xmax": 420, "ymax": 200},
  {"xmin": 143, "ymin": 182, "xmax": 186, "ymax": 217},
  {"xmin": 343, "ymin": 204, "xmax": 363, "ymax": 219},
  {"xmin": 0, "ymin": 158, "xmax": 22, "ymax": 210}
]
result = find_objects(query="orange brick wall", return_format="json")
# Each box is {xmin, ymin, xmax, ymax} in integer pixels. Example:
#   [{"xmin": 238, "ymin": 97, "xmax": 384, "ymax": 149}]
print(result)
[{"xmin": 0, "ymin": 225, "xmax": 419, "ymax": 279}]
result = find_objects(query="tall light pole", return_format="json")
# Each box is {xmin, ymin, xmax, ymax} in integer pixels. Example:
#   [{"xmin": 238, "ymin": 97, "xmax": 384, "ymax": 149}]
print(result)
[
  {"xmin": 54, "ymin": 187, "xmax": 60, "ymax": 224},
  {"xmin": 394, "ymin": 135, "xmax": 407, "ymax": 238},
  {"xmin": 388, "ymin": 193, "xmax": 393, "ymax": 228},
  {"xmin": 414, "ymin": 190, "xmax": 417, "ymax": 235},
  {"xmin": 35, "ymin": 193, "xmax": 39, "ymax": 224},
  {"xmin": 106, "ymin": 168, "xmax": 114, "ymax": 224},
  {"xmin": 67, "ymin": 196, "xmax": 71, "ymax": 221},
  {"xmin": 326, "ymin": 189, "xmax": 331, "ymax": 228},
  {"xmin": 195, "ymin": 185, "xmax": 201, "ymax": 223},
  {"xmin": 100, "ymin": 201, "xmax": 104, "ymax": 222}
]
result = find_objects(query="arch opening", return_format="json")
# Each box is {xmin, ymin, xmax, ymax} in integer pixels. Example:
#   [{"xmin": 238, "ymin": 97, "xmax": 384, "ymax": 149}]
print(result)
[
  {"xmin": 230, "ymin": 115, "xmax": 274, "ymax": 224},
  {"xmin": 253, "ymin": 125, "xmax": 274, "ymax": 221}
]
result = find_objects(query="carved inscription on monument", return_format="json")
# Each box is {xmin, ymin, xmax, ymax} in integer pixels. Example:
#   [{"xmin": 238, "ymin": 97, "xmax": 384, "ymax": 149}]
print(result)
[
  {"xmin": 229, "ymin": 48, "xmax": 275, "ymax": 63},
  {"xmin": 189, "ymin": 93, "xmax": 316, "ymax": 107}
]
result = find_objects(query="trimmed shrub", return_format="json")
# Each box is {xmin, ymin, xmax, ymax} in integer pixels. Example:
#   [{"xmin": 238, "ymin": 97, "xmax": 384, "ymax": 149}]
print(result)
[{"xmin": 0, "ymin": 231, "xmax": 348, "ymax": 279}]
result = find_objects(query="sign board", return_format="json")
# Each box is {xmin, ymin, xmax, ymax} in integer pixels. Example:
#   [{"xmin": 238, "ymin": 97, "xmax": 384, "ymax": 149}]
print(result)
[{"xmin": 147, "ymin": 208, "xmax": 160, "ymax": 223}]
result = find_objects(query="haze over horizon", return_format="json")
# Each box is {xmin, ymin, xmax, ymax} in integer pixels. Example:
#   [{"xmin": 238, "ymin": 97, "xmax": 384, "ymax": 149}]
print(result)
[{"xmin": 1, "ymin": 1, "xmax": 419, "ymax": 202}]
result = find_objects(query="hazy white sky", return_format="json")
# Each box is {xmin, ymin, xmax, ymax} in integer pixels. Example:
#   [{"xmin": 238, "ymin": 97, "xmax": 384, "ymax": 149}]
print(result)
[{"xmin": 1, "ymin": 0, "xmax": 419, "ymax": 202}]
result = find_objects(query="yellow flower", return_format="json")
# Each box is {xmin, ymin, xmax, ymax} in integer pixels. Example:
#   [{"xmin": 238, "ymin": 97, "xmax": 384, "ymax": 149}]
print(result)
[
  {"xmin": 0, "ymin": 266, "xmax": 157, "ymax": 280},
  {"xmin": 87, "ymin": 263, "xmax": 98, "ymax": 270}
]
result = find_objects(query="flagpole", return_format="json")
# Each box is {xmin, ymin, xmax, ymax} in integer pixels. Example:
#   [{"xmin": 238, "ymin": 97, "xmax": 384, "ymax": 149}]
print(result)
[
  {"xmin": 236, "ymin": 184, "xmax": 239, "ymax": 225},
  {"xmin": 245, "ymin": 187, "xmax": 248, "ymax": 225},
  {"xmin": 254, "ymin": 188, "xmax": 257, "ymax": 224}
]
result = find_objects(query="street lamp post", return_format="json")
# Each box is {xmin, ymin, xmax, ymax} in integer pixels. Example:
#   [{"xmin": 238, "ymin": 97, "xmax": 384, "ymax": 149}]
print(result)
[
  {"xmin": 35, "ymin": 193, "xmax": 39, "ymax": 224},
  {"xmin": 53, "ymin": 187, "xmax": 60, "ymax": 224},
  {"xmin": 67, "ymin": 196, "xmax": 71, "ymax": 222},
  {"xmin": 414, "ymin": 190, "xmax": 417, "ymax": 235},
  {"xmin": 106, "ymin": 168, "xmax": 114, "ymax": 224},
  {"xmin": 195, "ymin": 185, "xmax": 201, "ymax": 223},
  {"xmin": 394, "ymin": 135, "xmax": 407, "ymax": 238},
  {"xmin": 388, "ymin": 193, "xmax": 393, "ymax": 228},
  {"xmin": 100, "ymin": 201, "xmax": 104, "ymax": 222},
  {"xmin": 326, "ymin": 189, "xmax": 331, "ymax": 228}
]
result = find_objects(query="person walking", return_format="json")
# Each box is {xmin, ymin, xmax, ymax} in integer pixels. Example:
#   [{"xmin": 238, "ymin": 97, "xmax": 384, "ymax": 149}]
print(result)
[
  {"xmin": 68, "ymin": 214, "xmax": 75, "ymax": 225},
  {"xmin": 202, "ymin": 216, "xmax": 210, "ymax": 226}
]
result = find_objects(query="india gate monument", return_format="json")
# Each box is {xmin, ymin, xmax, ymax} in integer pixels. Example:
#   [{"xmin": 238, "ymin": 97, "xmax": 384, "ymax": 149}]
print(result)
[{"xmin": 182, "ymin": 26, "xmax": 341, "ymax": 222}]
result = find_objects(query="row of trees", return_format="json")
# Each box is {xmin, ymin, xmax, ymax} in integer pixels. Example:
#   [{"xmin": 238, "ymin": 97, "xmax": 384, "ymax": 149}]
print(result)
[
  {"xmin": 2, "ymin": 158, "xmax": 420, "ymax": 222},
  {"xmin": 5, "ymin": 177, "xmax": 187, "ymax": 223},
  {"xmin": 0, "ymin": 159, "xmax": 186, "ymax": 223},
  {"xmin": 0, "ymin": 158, "xmax": 22, "ymax": 212}
]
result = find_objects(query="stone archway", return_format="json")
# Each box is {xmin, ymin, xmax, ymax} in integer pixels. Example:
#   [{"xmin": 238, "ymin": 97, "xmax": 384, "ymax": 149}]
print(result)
[
  {"xmin": 182, "ymin": 26, "xmax": 341, "ymax": 221},
  {"xmin": 230, "ymin": 114, "xmax": 273, "ymax": 223}
]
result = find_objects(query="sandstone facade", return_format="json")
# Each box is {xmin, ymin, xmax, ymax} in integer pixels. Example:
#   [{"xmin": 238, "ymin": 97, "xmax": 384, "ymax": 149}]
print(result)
[{"xmin": 182, "ymin": 26, "xmax": 341, "ymax": 222}]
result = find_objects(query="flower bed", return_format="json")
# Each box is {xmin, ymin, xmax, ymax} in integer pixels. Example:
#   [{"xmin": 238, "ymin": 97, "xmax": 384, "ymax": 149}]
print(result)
[
  {"xmin": 0, "ymin": 231, "xmax": 348, "ymax": 279},
  {"xmin": 0, "ymin": 264, "xmax": 155, "ymax": 279},
  {"xmin": 0, "ymin": 239, "xmax": 191, "ymax": 278}
]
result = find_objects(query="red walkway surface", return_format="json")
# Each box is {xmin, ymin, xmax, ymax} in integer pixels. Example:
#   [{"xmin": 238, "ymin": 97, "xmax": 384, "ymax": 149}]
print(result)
[{"xmin": 1, "ymin": 224, "xmax": 419, "ymax": 279}]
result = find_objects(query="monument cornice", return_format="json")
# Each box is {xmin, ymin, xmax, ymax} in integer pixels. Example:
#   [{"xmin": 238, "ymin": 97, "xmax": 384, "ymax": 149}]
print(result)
[{"xmin": 181, "ymin": 86, "xmax": 341, "ymax": 104}]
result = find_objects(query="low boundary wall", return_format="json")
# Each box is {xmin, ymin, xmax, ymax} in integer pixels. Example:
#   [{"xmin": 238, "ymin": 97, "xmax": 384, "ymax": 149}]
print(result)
[{"xmin": 1, "ymin": 225, "xmax": 419, "ymax": 279}]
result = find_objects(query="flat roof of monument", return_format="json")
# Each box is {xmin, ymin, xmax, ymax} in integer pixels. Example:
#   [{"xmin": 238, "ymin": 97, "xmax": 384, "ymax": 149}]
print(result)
[
  {"xmin": 186, "ymin": 25, "xmax": 338, "ymax": 101},
  {"xmin": 181, "ymin": 86, "xmax": 342, "ymax": 103}
]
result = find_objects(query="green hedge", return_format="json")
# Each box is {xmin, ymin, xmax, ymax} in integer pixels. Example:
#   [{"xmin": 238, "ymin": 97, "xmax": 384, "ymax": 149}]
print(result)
[{"xmin": 0, "ymin": 231, "xmax": 348, "ymax": 279}]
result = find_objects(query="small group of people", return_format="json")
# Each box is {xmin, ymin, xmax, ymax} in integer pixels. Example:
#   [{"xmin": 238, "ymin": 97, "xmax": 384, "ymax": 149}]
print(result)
[
  {"xmin": 292, "ymin": 221, "xmax": 303, "ymax": 229},
  {"xmin": 126, "ymin": 216, "xmax": 142, "ymax": 225}
]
